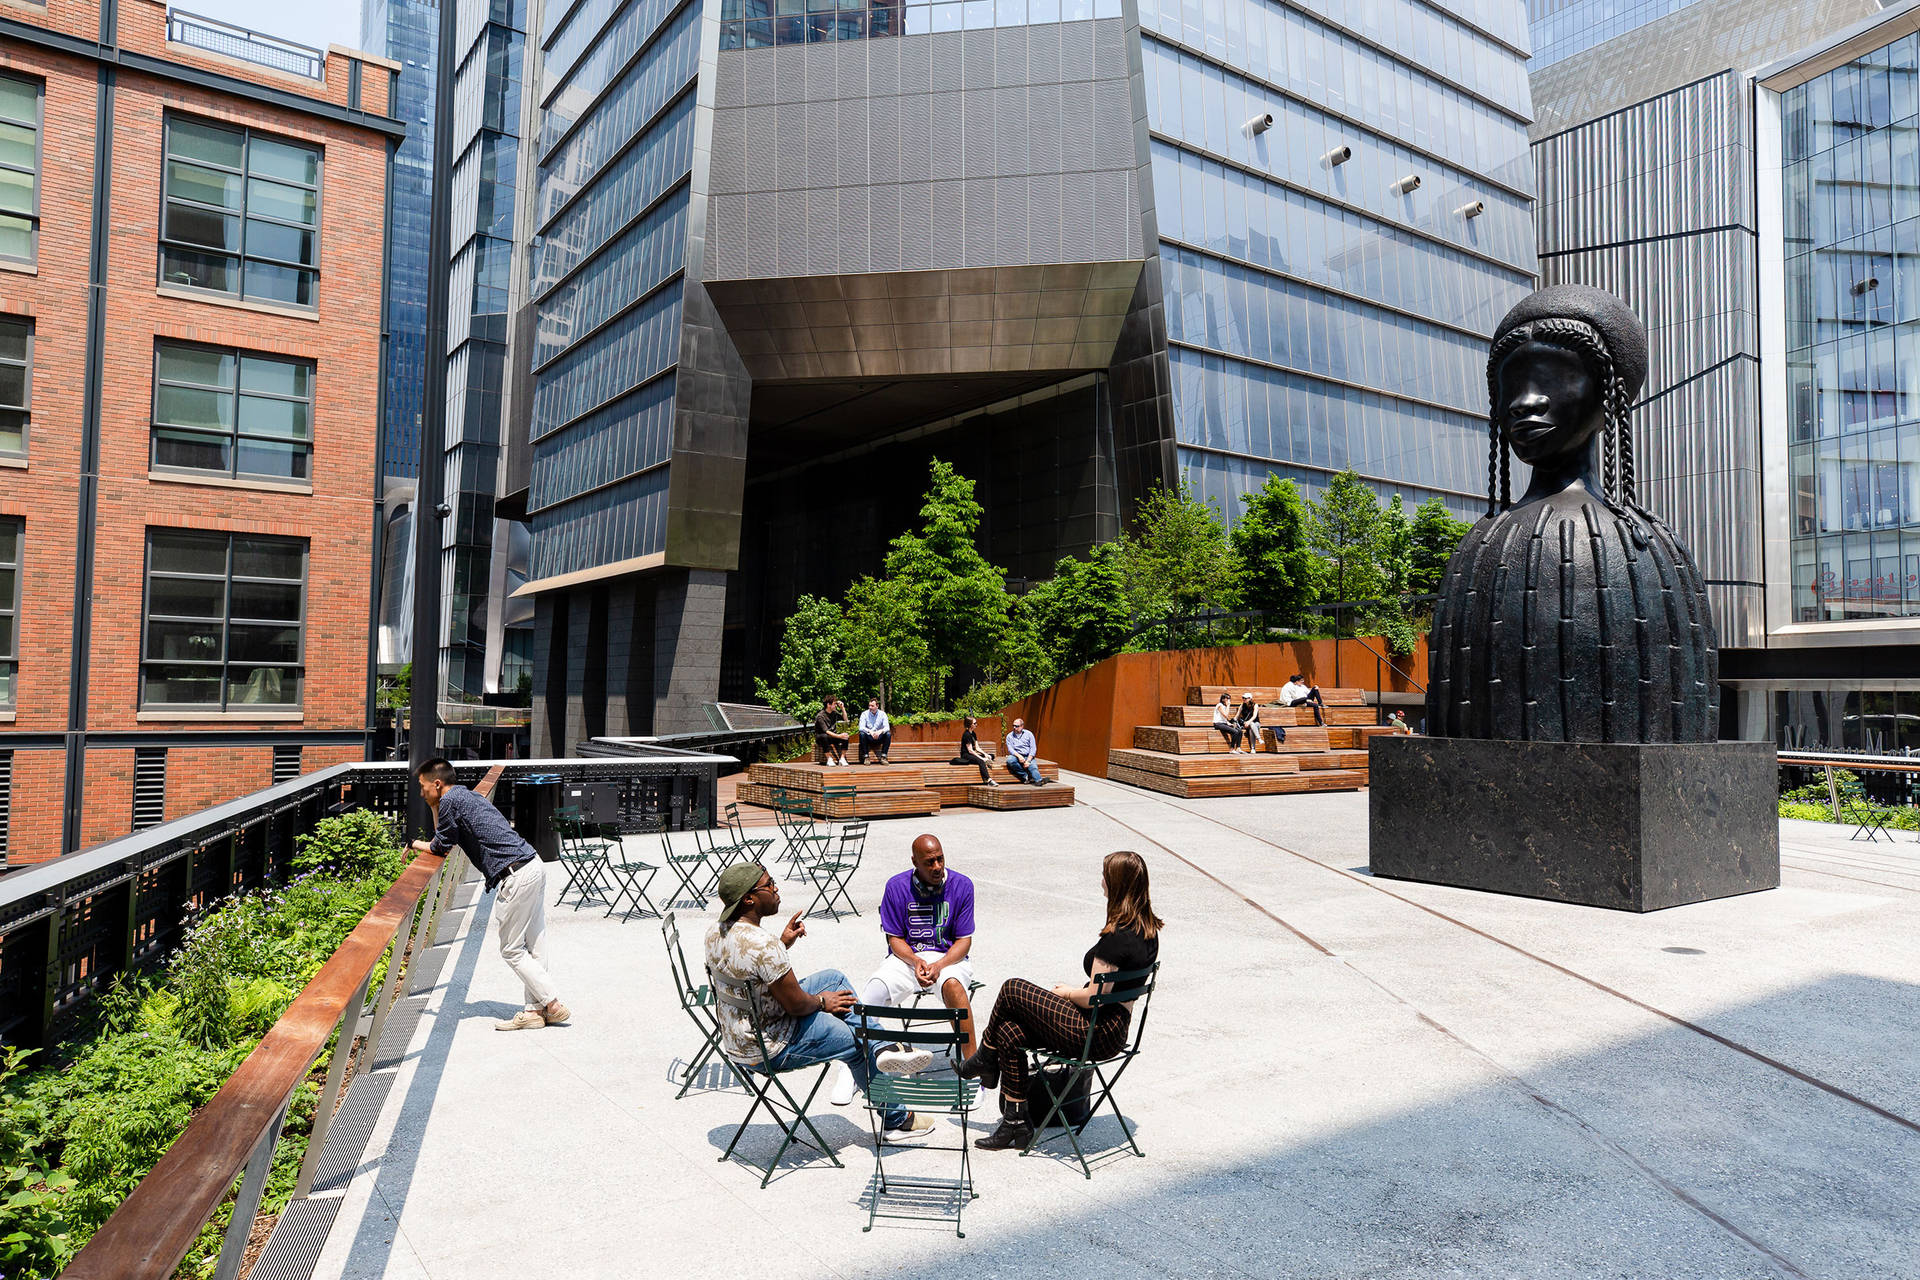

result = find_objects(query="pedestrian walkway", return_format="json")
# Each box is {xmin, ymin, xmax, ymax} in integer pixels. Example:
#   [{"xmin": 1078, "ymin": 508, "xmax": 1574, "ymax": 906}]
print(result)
[{"xmin": 305, "ymin": 782, "xmax": 1920, "ymax": 1280}]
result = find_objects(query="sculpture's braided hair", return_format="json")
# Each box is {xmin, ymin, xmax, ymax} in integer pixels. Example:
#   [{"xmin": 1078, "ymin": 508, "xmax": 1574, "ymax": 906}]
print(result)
[{"xmin": 1484, "ymin": 317, "xmax": 1631, "ymax": 512}]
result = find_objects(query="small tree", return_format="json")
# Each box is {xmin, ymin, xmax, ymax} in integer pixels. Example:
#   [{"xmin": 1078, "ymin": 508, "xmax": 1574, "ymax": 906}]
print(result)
[
  {"xmin": 1376, "ymin": 494, "xmax": 1414, "ymax": 601},
  {"xmin": 1020, "ymin": 542, "xmax": 1133, "ymax": 674},
  {"xmin": 754, "ymin": 594, "xmax": 848, "ymax": 719},
  {"xmin": 1117, "ymin": 481, "xmax": 1240, "ymax": 621},
  {"xmin": 883, "ymin": 459, "xmax": 1010, "ymax": 706},
  {"xmin": 1307, "ymin": 470, "xmax": 1387, "ymax": 628},
  {"xmin": 1408, "ymin": 497, "xmax": 1473, "ymax": 596},
  {"xmin": 1232, "ymin": 475, "xmax": 1320, "ymax": 625},
  {"xmin": 842, "ymin": 574, "xmax": 931, "ymax": 711}
]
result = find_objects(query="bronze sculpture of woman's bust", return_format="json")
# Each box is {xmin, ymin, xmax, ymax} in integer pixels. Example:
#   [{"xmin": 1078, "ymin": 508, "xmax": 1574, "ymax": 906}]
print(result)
[{"xmin": 1425, "ymin": 285, "xmax": 1718, "ymax": 744}]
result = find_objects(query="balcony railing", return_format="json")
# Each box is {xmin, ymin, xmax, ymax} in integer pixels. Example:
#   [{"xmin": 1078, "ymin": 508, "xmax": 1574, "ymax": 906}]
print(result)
[
  {"xmin": 166, "ymin": 7, "xmax": 326, "ymax": 80},
  {"xmin": 0, "ymin": 753, "xmax": 730, "ymax": 1049}
]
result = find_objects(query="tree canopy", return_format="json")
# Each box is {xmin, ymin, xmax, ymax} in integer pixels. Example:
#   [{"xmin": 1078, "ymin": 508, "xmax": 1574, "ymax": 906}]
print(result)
[
  {"xmin": 1115, "ymin": 481, "xmax": 1240, "ymax": 619},
  {"xmin": 1232, "ymin": 475, "xmax": 1320, "ymax": 624}
]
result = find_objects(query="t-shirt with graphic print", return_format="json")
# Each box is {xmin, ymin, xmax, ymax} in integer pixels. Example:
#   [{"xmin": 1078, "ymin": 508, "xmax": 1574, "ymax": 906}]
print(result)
[
  {"xmin": 704, "ymin": 918, "xmax": 796, "ymax": 1065},
  {"xmin": 878, "ymin": 869, "xmax": 975, "ymax": 955}
]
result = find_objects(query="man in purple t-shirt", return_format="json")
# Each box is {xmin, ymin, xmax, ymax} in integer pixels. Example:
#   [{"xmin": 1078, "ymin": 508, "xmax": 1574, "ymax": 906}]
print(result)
[{"xmin": 832, "ymin": 834, "xmax": 977, "ymax": 1103}]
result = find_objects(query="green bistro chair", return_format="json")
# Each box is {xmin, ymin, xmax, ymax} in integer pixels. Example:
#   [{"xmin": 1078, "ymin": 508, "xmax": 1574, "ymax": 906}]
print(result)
[
  {"xmin": 659, "ymin": 822, "xmax": 714, "ymax": 909},
  {"xmin": 775, "ymin": 790, "xmax": 832, "ymax": 868},
  {"xmin": 551, "ymin": 806, "xmax": 616, "ymax": 908},
  {"xmin": 689, "ymin": 805, "xmax": 744, "ymax": 887},
  {"xmin": 802, "ymin": 819, "xmax": 867, "ymax": 921},
  {"xmin": 710, "ymin": 968, "xmax": 845, "ymax": 1187},
  {"xmin": 600, "ymin": 815, "xmax": 665, "ymax": 922},
  {"xmin": 1022, "ymin": 961, "xmax": 1161, "ymax": 1179},
  {"xmin": 662, "ymin": 911, "xmax": 725, "ymax": 1099},
  {"xmin": 852, "ymin": 1003, "xmax": 980, "ymax": 1237},
  {"xmin": 724, "ymin": 800, "xmax": 776, "ymax": 867}
]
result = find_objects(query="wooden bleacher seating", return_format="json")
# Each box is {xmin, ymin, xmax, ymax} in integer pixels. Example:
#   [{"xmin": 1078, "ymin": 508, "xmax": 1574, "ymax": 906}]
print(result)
[{"xmin": 1112, "ymin": 685, "xmax": 1376, "ymax": 799}]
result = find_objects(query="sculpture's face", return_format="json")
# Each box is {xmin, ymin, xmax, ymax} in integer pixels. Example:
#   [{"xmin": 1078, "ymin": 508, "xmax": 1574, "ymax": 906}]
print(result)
[{"xmin": 1496, "ymin": 338, "xmax": 1605, "ymax": 467}]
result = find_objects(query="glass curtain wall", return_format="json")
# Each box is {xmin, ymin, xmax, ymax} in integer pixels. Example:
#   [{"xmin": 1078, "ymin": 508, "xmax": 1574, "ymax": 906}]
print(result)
[
  {"xmin": 1782, "ymin": 35, "xmax": 1920, "ymax": 623},
  {"xmin": 1138, "ymin": 0, "xmax": 1538, "ymax": 527}
]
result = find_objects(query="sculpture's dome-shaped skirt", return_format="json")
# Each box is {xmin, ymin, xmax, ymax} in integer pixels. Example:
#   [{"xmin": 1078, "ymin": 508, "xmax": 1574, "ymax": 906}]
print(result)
[{"xmin": 1424, "ymin": 487, "xmax": 1718, "ymax": 744}]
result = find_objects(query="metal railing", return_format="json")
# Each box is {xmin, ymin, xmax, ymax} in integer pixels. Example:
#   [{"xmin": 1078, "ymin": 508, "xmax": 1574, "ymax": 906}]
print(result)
[
  {"xmin": 166, "ymin": 8, "xmax": 326, "ymax": 79},
  {"xmin": 1776, "ymin": 747, "xmax": 1920, "ymax": 817},
  {"xmin": 0, "ymin": 753, "xmax": 731, "ymax": 1049}
]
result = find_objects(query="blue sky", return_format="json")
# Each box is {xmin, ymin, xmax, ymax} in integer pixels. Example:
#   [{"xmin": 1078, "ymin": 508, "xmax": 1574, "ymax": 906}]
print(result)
[{"xmin": 186, "ymin": 0, "xmax": 367, "ymax": 54}]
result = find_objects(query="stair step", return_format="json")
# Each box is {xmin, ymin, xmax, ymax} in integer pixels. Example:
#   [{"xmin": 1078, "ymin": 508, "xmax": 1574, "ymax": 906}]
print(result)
[
  {"xmin": 737, "ymin": 781, "xmax": 941, "ymax": 818},
  {"xmin": 1131, "ymin": 725, "xmax": 1330, "ymax": 754},
  {"xmin": 1296, "ymin": 751, "xmax": 1371, "ymax": 770},
  {"xmin": 1327, "ymin": 726, "xmax": 1399, "ymax": 748},
  {"xmin": 1105, "ymin": 764, "xmax": 1368, "ymax": 798},
  {"xmin": 1185, "ymin": 685, "xmax": 1367, "ymax": 707},
  {"xmin": 1107, "ymin": 748, "xmax": 1302, "ymax": 778},
  {"xmin": 1161, "ymin": 704, "xmax": 1377, "ymax": 728}
]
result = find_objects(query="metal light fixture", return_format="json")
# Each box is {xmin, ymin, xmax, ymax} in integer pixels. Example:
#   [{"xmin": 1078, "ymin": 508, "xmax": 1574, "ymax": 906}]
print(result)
[
  {"xmin": 1323, "ymin": 144, "xmax": 1352, "ymax": 166},
  {"xmin": 1457, "ymin": 199, "xmax": 1485, "ymax": 219},
  {"xmin": 1245, "ymin": 112, "xmax": 1274, "ymax": 136},
  {"xmin": 1391, "ymin": 173, "xmax": 1422, "ymax": 195},
  {"xmin": 1853, "ymin": 277, "xmax": 1880, "ymax": 295}
]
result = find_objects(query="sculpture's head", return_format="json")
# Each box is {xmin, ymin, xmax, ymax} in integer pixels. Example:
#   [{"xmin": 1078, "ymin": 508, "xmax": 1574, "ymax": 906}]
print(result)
[{"xmin": 1485, "ymin": 285, "xmax": 1649, "ymax": 505}]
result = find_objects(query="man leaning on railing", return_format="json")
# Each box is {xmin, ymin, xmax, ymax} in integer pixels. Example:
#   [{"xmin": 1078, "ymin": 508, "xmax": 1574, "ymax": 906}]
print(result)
[{"xmin": 411, "ymin": 757, "xmax": 574, "ymax": 1031}]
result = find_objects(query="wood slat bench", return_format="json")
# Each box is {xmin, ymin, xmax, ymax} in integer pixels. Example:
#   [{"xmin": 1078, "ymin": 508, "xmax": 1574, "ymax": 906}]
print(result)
[
  {"xmin": 748, "ymin": 761, "xmax": 929, "ymax": 792},
  {"xmin": 1105, "ymin": 764, "xmax": 1366, "ymax": 798},
  {"xmin": 967, "ymin": 784, "xmax": 1075, "ymax": 809},
  {"xmin": 812, "ymin": 740, "xmax": 988, "ymax": 764},
  {"xmin": 736, "ymin": 780, "xmax": 941, "ymax": 819},
  {"xmin": 1185, "ymin": 685, "xmax": 1367, "ymax": 707},
  {"xmin": 1107, "ymin": 748, "xmax": 1302, "ymax": 778}
]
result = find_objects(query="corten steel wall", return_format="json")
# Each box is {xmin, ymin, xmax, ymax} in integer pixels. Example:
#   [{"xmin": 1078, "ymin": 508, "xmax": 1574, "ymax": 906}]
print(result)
[
  {"xmin": 1001, "ymin": 637, "xmax": 1425, "ymax": 776},
  {"xmin": 0, "ymin": 0, "xmax": 399, "ymax": 863}
]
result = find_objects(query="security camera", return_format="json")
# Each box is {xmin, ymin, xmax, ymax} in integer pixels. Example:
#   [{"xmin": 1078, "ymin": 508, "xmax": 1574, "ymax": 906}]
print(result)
[
  {"xmin": 1457, "ymin": 200, "xmax": 1485, "ymax": 219},
  {"xmin": 1852, "ymin": 277, "xmax": 1880, "ymax": 295},
  {"xmin": 1391, "ymin": 173, "xmax": 1422, "ymax": 195},
  {"xmin": 1245, "ymin": 112, "xmax": 1274, "ymax": 136},
  {"xmin": 435, "ymin": 501, "xmax": 453, "ymax": 518},
  {"xmin": 1323, "ymin": 144, "xmax": 1352, "ymax": 167}
]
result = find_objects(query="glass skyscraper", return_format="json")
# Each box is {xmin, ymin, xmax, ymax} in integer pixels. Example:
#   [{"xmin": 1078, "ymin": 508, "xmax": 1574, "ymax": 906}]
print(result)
[{"xmin": 506, "ymin": 0, "xmax": 1541, "ymax": 747}]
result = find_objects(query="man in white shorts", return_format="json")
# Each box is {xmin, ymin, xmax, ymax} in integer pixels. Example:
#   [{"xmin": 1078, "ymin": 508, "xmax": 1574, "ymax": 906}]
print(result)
[{"xmin": 832, "ymin": 833, "xmax": 977, "ymax": 1104}]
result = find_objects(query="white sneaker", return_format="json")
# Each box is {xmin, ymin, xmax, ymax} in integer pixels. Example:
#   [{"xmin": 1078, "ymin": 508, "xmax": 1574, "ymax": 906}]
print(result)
[
  {"xmin": 830, "ymin": 1062, "xmax": 857, "ymax": 1106},
  {"xmin": 877, "ymin": 1045, "xmax": 934, "ymax": 1075},
  {"xmin": 884, "ymin": 1112, "xmax": 936, "ymax": 1142}
]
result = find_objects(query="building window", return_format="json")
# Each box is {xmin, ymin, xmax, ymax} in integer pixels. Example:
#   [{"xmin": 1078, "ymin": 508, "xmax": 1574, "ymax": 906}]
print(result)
[
  {"xmin": 142, "ymin": 529, "xmax": 306, "ymax": 711},
  {"xmin": 0, "ymin": 750, "xmax": 10, "ymax": 865},
  {"xmin": 0, "ymin": 317, "xmax": 29, "ymax": 458},
  {"xmin": 159, "ymin": 116, "xmax": 320, "ymax": 308},
  {"xmin": 0, "ymin": 519, "xmax": 16, "ymax": 711},
  {"xmin": 132, "ymin": 747, "xmax": 166, "ymax": 831},
  {"xmin": 272, "ymin": 743, "xmax": 302, "ymax": 782},
  {"xmin": 151, "ymin": 342, "xmax": 313, "ymax": 481},
  {"xmin": 0, "ymin": 74, "xmax": 39, "ymax": 264}
]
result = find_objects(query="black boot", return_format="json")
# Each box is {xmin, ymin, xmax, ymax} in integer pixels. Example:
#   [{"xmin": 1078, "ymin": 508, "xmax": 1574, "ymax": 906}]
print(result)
[
  {"xmin": 974, "ymin": 1098, "xmax": 1031, "ymax": 1151},
  {"xmin": 954, "ymin": 1047, "xmax": 999, "ymax": 1092}
]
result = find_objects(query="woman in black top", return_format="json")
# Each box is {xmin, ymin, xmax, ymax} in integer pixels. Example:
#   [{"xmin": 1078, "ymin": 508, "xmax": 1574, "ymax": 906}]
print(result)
[
  {"xmin": 957, "ymin": 850, "xmax": 1162, "ymax": 1150},
  {"xmin": 951, "ymin": 714, "xmax": 998, "ymax": 785}
]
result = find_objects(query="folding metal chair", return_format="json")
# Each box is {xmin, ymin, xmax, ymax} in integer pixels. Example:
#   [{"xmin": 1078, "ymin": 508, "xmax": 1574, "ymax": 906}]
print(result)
[
  {"xmin": 710, "ymin": 968, "xmax": 844, "ymax": 1187},
  {"xmin": 657, "ymin": 822, "xmax": 714, "ymax": 909},
  {"xmin": 802, "ymin": 820, "xmax": 866, "ymax": 920},
  {"xmin": 689, "ymin": 805, "xmax": 743, "ymax": 883},
  {"xmin": 551, "ymin": 807, "xmax": 615, "ymax": 908},
  {"xmin": 1023, "ymin": 961, "xmax": 1160, "ymax": 1178},
  {"xmin": 662, "ymin": 911, "xmax": 725, "ymax": 1099},
  {"xmin": 774, "ymin": 789, "xmax": 830, "ymax": 868},
  {"xmin": 852, "ymin": 1003, "xmax": 980, "ymax": 1236},
  {"xmin": 601, "ymin": 815, "xmax": 664, "ymax": 922},
  {"xmin": 1845, "ymin": 800, "xmax": 1893, "ymax": 843},
  {"xmin": 724, "ymin": 800, "xmax": 776, "ymax": 866}
]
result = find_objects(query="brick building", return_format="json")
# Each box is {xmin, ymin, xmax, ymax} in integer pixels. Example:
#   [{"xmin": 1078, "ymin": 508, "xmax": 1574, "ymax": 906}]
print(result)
[{"xmin": 0, "ymin": 0, "xmax": 401, "ymax": 865}]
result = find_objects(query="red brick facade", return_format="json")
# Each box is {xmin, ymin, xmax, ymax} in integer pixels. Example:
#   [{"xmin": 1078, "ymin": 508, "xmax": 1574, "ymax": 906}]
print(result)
[{"xmin": 0, "ymin": 1, "xmax": 398, "ymax": 863}]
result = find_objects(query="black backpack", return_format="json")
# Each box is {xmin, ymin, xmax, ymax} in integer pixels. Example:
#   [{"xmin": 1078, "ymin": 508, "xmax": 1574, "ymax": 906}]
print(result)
[{"xmin": 1011, "ymin": 1062, "xmax": 1091, "ymax": 1128}]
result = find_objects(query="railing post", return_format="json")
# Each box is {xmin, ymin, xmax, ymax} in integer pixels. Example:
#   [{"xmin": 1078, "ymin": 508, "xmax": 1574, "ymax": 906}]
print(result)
[
  {"xmin": 116, "ymin": 857, "xmax": 141, "ymax": 977},
  {"xmin": 211, "ymin": 1093, "xmax": 292, "ymax": 1280},
  {"xmin": 1827, "ymin": 765, "xmax": 1840, "ymax": 820},
  {"xmin": 429, "ymin": 850, "xmax": 470, "ymax": 946},
  {"xmin": 23, "ymin": 899, "xmax": 60, "ymax": 1048},
  {"xmin": 293, "ymin": 967, "xmax": 374, "ymax": 1199},
  {"xmin": 359, "ymin": 933, "xmax": 407, "ymax": 1071}
]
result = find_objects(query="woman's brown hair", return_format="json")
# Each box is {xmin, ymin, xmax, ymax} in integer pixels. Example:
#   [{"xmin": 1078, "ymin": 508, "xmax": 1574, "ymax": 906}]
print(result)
[{"xmin": 1100, "ymin": 850, "xmax": 1163, "ymax": 939}]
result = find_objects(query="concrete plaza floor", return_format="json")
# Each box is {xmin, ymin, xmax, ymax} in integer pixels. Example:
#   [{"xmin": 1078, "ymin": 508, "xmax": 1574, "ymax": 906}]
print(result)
[{"xmin": 308, "ymin": 776, "xmax": 1920, "ymax": 1280}]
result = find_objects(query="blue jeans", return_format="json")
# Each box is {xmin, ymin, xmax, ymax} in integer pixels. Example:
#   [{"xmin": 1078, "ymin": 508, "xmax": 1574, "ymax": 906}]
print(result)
[
  {"xmin": 765, "ymin": 969, "xmax": 908, "ymax": 1129},
  {"xmin": 1007, "ymin": 756, "xmax": 1043, "ymax": 784}
]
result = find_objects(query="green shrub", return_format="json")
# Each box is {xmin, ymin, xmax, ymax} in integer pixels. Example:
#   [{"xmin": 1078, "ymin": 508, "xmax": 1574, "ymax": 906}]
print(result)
[
  {"xmin": 1778, "ymin": 801, "xmax": 1836, "ymax": 822},
  {"xmin": 293, "ymin": 808, "xmax": 403, "ymax": 879}
]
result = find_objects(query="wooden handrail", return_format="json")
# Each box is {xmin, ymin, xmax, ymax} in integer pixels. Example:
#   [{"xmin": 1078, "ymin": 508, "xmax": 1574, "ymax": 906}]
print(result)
[{"xmin": 62, "ymin": 849, "xmax": 447, "ymax": 1279}]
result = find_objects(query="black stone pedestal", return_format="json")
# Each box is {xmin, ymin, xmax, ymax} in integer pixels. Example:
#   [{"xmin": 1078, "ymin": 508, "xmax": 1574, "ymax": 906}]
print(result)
[{"xmin": 1367, "ymin": 737, "xmax": 1779, "ymax": 912}]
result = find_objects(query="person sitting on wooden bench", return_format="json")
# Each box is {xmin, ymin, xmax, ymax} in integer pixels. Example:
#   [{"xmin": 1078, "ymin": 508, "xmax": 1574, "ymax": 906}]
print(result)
[
  {"xmin": 1212, "ymin": 693, "xmax": 1247, "ymax": 753},
  {"xmin": 1237, "ymin": 692, "xmax": 1275, "ymax": 751},
  {"xmin": 815, "ymin": 695, "xmax": 851, "ymax": 766},
  {"xmin": 1280, "ymin": 674, "xmax": 1327, "ymax": 726},
  {"xmin": 951, "ymin": 714, "xmax": 999, "ymax": 786},
  {"xmin": 1004, "ymin": 718, "xmax": 1048, "ymax": 786},
  {"xmin": 858, "ymin": 697, "xmax": 893, "ymax": 765}
]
